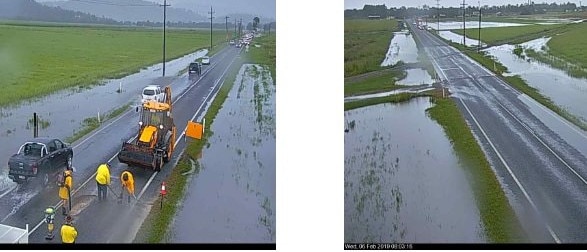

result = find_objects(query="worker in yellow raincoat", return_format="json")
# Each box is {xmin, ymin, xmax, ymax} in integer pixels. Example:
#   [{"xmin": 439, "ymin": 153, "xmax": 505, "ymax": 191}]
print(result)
[
  {"xmin": 58, "ymin": 170, "xmax": 73, "ymax": 215},
  {"xmin": 95, "ymin": 164, "xmax": 111, "ymax": 201},
  {"xmin": 120, "ymin": 170, "xmax": 135, "ymax": 203},
  {"xmin": 61, "ymin": 215, "xmax": 77, "ymax": 244}
]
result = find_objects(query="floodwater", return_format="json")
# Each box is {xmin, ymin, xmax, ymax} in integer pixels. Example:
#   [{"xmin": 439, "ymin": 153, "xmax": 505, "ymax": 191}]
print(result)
[
  {"xmin": 171, "ymin": 64, "xmax": 276, "ymax": 243},
  {"xmin": 344, "ymin": 87, "xmax": 435, "ymax": 102},
  {"xmin": 430, "ymin": 21, "xmax": 529, "ymax": 31},
  {"xmin": 344, "ymin": 97, "xmax": 486, "ymax": 243},
  {"xmin": 438, "ymin": 30, "xmax": 486, "ymax": 47},
  {"xmin": 396, "ymin": 68, "xmax": 435, "ymax": 86},
  {"xmin": 381, "ymin": 30, "xmax": 419, "ymax": 66},
  {"xmin": 483, "ymin": 38, "xmax": 587, "ymax": 125},
  {"xmin": 0, "ymin": 49, "xmax": 208, "ymax": 193}
]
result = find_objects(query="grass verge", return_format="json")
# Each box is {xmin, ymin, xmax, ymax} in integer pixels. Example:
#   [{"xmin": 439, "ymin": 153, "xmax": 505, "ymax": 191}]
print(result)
[
  {"xmin": 344, "ymin": 92, "xmax": 431, "ymax": 111},
  {"xmin": 426, "ymin": 95, "xmax": 525, "ymax": 242}
]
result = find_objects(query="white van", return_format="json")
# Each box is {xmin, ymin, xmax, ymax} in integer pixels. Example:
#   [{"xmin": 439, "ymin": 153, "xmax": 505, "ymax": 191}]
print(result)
[{"xmin": 141, "ymin": 85, "xmax": 165, "ymax": 103}]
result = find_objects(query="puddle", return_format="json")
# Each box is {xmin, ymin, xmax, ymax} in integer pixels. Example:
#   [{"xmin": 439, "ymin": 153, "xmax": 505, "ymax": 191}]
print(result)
[
  {"xmin": 483, "ymin": 39, "xmax": 587, "ymax": 124},
  {"xmin": 438, "ymin": 30, "xmax": 486, "ymax": 47},
  {"xmin": 0, "ymin": 49, "xmax": 208, "ymax": 171},
  {"xmin": 344, "ymin": 97, "xmax": 486, "ymax": 243},
  {"xmin": 431, "ymin": 21, "xmax": 529, "ymax": 30},
  {"xmin": 396, "ymin": 68, "xmax": 434, "ymax": 86},
  {"xmin": 381, "ymin": 30, "xmax": 419, "ymax": 66},
  {"xmin": 171, "ymin": 64, "xmax": 275, "ymax": 243}
]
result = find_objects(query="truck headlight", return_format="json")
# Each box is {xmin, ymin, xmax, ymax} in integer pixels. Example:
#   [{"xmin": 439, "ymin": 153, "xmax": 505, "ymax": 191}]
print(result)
[{"xmin": 159, "ymin": 124, "xmax": 164, "ymax": 129}]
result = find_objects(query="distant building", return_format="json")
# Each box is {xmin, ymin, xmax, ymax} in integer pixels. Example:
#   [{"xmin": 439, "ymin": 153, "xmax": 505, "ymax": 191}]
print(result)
[{"xmin": 368, "ymin": 15, "xmax": 381, "ymax": 19}]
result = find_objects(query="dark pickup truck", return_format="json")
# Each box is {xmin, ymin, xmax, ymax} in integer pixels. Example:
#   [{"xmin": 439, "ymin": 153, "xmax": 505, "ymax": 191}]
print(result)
[{"xmin": 8, "ymin": 137, "xmax": 73, "ymax": 184}]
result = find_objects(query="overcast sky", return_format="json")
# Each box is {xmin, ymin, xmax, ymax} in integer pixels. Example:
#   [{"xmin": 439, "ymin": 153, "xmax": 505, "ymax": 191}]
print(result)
[
  {"xmin": 35, "ymin": 0, "xmax": 276, "ymax": 19},
  {"xmin": 345, "ymin": 0, "xmax": 582, "ymax": 9}
]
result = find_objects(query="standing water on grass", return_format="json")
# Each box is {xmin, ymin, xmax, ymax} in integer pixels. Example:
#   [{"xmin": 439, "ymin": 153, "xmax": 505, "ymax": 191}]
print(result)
[
  {"xmin": 171, "ymin": 64, "xmax": 275, "ymax": 242},
  {"xmin": 396, "ymin": 68, "xmax": 435, "ymax": 86},
  {"xmin": 438, "ymin": 30, "xmax": 486, "ymax": 47},
  {"xmin": 381, "ymin": 30, "xmax": 419, "ymax": 66},
  {"xmin": 344, "ymin": 97, "xmax": 486, "ymax": 242},
  {"xmin": 0, "ymin": 49, "xmax": 208, "ymax": 179},
  {"xmin": 483, "ymin": 38, "xmax": 587, "ymax": 125}
]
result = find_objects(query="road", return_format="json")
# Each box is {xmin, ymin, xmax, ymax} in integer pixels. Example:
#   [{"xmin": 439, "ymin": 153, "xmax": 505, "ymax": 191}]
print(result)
[
  {"xmin": 408, "ymin": 21, "xmax": 587, "ymax": 242},
  {"xmin": 0, "ymin": 45, "xmax": 243, "ymax": 243}
]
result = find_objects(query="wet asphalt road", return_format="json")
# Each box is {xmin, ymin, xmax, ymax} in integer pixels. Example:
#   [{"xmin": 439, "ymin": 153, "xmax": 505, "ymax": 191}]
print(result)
[
  {"xmin": 409, "ymin": 21, "xmax": 587, "ymax": 242},
  {"xmin": 0, "ymin": 45, "xmax": 243, "ymax": 243}
]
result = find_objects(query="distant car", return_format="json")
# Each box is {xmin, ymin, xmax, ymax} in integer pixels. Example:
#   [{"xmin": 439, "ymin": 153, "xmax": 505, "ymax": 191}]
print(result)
[
  {"xmin": 8, "ymin": 138, "xmax": 73, "ymax": 184},
  {"xmin": 229, "ymin": 40, "xmax": 235, "ymax": 45},
  {"xmin": 189, "ymin": 62, "xmax": 201, "ymax": 75},
  {"xmin": 236, "ymin": 43, "xmax": 242, "ymax": 48},
  {"xmin": 141, "ymin": 85, "xmax": 165, "ymax": 104},
  {"xmin": 201, "ymin": 56, "xmax": 210, "ymax": 65}
]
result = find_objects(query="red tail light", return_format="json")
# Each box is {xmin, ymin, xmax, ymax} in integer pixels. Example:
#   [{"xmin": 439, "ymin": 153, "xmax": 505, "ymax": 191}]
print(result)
[{"xmin": 32, "ymin": 163, "xmax": 37, "ymax": 175}]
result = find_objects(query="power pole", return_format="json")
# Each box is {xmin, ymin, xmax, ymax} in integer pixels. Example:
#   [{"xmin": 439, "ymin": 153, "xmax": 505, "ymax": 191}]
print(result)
[
  {"xmin": 225, "ymin": 16, "xmax": 229, "ymax": 42},
  {"xmin": 239, "ymin": 18, "xmax": 242, "ymax": 38},
  {"xmin": 462, "ymin": 0, "xmax": 467, "ymax": 46},
  {"xmin": 161, "ymin": 0, "xmax": 170, "ymax": 77},
  {"xmin": 436, "ymin": 0, "xmax": 440, "ymax": 32},
  {"xmin": 478, "ymin": 0, "xmax": 481, "ymax": 52},
  {"xmin": 208, "ymin": 6, "xmax": 214, "ymax": 50}
]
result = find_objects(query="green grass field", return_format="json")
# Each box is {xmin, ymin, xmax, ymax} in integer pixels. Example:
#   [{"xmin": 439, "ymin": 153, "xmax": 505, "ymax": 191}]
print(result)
[
  {"xmin": 344, "ymin": 69, "xmax": 407, "ymax": 97},
  {"xmin": 452, "ymin": 24, "xmax": 566, "ymax": 45},
  {"xmin": 0, "ymin": 24, "xmax": 226, "ymax": 107},
  {"xmin": 546, "ymin": 22, "xmax": 587, "ymax": 69},
  {"xmin": 344, "ymin": 19, "xmax": 398, "ymax": 77},
  {"xmin": 246, "ymin": 34, "xmax": 276, "ymax": 84}
]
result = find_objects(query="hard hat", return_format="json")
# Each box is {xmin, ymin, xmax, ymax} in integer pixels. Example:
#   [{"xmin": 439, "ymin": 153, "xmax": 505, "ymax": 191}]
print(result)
[{"xmin": 64, "ymin": 170, "xmax": 72, "ymax": 176}]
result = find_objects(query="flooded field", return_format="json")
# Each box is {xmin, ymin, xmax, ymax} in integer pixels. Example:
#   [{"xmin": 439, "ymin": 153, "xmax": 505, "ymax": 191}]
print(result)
[
  {"xmin": 396, "ymin": 68, "xmax": 434, "ymax": 86},
  {"xmin": 483, "ymin": 38, "xmax": 587, "ymax": 124},
  {"xmin": 170, "ymin": 64, "xmax": 275, "ymax": 242},
  {"xmin": 438, "ymin": 30, "xmax": 486, "ymax": 47},
  {"xmin": 381, "ymin": 30, "xmax": 419, "ymax": 66},
  {"xmin": 0, "ymin": 49, "xmax": 208, "ymax": 193},
  {"xmin": 431, "ymin": 21, "xmax": 529, "ymax": 30},
  {"xmin": 344, "ymin": 97, "xmax": 486, "ymax": 243}
]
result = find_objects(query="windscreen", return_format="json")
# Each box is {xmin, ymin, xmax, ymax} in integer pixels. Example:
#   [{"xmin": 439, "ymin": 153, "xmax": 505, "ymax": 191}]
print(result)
[{"xmin": 143, "ymin": 89, "xmax": 155, "ymax": 96}]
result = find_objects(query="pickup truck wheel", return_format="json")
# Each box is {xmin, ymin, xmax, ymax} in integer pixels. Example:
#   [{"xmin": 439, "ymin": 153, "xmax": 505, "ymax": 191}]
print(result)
[{"xmin": 66, "ymin": 155, "xmax": 73, "ymax": 170}]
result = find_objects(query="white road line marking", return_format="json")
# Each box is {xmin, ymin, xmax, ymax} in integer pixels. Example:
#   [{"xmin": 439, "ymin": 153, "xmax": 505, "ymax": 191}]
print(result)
[{"xmin": 459, "ymin": 98, "xmax": 561, "ymax": 243}]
